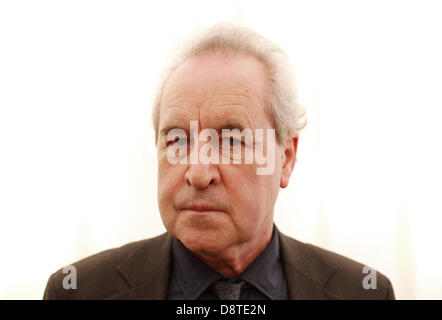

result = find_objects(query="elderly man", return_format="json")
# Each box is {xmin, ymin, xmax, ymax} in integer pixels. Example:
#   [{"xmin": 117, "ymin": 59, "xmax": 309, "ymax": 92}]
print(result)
[{"xmin": 44, "ymin": 24, "xmax": 395, "ymax": 300}]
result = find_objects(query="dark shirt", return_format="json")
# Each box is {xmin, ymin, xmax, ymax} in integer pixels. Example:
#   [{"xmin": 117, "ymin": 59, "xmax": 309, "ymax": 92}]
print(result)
[{"xmin": 167, "ymin": 224, "xmax": 289, "ymax": 300}]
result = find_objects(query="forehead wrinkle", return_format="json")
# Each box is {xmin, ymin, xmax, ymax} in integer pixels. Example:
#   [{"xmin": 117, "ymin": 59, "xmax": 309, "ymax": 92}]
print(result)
[
  {"xmin": 160, "ymin": 84, "xmax": 203, "ymax": 123},
  {"xmin": 160, "ymin": 105, "xmax": 198, "ymax": 129},
  {"xmin": 223, "ymin": 84, "xmax": 263, "ymax": 100},
  {"xmin": 162, "ymin": 90, "xmax": 261, "ymax": 132},
  {"xmin": 205, "ymin": 83, "xmax": 264, "ymax": 105},
  {"xmin": 199, "ymin": 104, "xmax": 255, "ymax": 132},
  {"xmin": 200, "ymin": 86, "xmax": 263, "ymax": 130},
  {"xmin": 160, "ymin": 78, "xmax": 204, "ymax": 113},
  {"xmin": 161, "ymin": 92, "xmax": 201, "ymax": 112},
  {"xmin": 160, "ymin": 71, "xmax": 267, "ymax": 131}
]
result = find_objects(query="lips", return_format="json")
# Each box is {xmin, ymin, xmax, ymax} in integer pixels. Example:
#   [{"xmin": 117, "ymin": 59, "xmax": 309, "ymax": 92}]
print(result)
[{"xmin": 184, "ymin": 203, "xmax": 220, "ymax": 212}]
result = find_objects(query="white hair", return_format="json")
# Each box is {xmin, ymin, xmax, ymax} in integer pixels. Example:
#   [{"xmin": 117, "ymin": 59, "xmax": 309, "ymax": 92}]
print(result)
[{"xmin": 152, "ymin": 23, "xmax": 307, "ymax": 144}]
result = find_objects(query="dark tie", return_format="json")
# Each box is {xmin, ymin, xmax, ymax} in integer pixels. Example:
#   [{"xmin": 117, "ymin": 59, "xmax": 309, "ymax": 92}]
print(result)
[{"xmin": 212, "ymin": 279, "xmax": 246, "ymax": 300}]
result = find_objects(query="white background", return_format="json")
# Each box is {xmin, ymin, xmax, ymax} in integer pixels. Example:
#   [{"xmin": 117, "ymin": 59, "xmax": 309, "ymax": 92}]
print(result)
[{"xmin": 1, "ymin": 0, "xmax": 441, "ymax": 299}]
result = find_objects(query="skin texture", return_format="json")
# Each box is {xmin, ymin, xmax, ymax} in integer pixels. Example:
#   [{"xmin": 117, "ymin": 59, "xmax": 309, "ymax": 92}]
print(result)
[{"xmin": 156, "ymin": 51, "xmax": 298, "ymax": 278}]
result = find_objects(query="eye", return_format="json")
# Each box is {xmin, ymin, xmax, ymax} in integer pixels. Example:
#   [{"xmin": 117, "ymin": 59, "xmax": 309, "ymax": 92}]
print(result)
[
  {"xmin": 167, "ymin": 136, "xmax": 187, "ymax": 146},
  {"xmin": 222, "ymin": 137, "xmax": 241, "ymax": 147}
]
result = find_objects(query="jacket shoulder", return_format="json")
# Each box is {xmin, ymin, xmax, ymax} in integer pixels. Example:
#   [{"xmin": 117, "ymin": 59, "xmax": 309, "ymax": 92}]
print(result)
[
  {"xmin": 305, "ymin": 242, "xmax": 394, "ymax": 299},
  {"xmin": 280, "ymin": 233, "xmax": 395, "ymax": 299},
  {"xmin": 43, "ymin": 233, "xmax": 168, "ymax": 300}
]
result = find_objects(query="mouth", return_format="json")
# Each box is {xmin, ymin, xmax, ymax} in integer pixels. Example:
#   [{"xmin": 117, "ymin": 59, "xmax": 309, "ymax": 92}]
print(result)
[{"xmin": 183, "ymin": 204, "xmax": 221, "ymax": 212}]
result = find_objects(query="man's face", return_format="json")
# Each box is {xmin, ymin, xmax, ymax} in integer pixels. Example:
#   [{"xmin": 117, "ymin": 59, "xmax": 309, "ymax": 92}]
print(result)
[{"xmin": 156, "ymin": 51, "xmax": 288, "ymax": 254}]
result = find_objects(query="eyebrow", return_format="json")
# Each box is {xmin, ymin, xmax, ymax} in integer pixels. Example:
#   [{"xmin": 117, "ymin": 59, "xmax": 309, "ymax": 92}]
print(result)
[
  {"xmin": 159, "ymin": 126, "xmax": 188, "ymax": 137},
  {"xmin": 214, "ymin": 120, "xmax": 248, "ymax": 133},
  {"xmin": 159, "ymin": 120, "xmax": 249, "ymax": 137}
]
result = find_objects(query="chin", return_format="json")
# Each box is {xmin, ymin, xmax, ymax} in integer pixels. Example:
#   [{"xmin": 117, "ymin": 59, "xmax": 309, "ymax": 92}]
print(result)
[{"xmin": 176, "ymin": 226, "xmax": 232, "ymax": 254}]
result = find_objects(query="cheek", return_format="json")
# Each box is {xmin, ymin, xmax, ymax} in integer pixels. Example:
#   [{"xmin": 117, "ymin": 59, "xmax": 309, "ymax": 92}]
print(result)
[
  {"xmin": 222, "ymin": 166, "xmax": 278, "ymax": 223},
  {"xmin": 157, "ymin": 157, "xmax": 184, "ymax": 209},
  {"xmin": 157, "ymin": 164, "xmax": 188, "ymax": 234}
]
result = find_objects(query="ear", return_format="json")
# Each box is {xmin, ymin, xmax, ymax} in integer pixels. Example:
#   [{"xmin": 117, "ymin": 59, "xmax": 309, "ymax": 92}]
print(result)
[{"xmin": 280, "ymin": 131, "xmax": 299, "ymax": 188}]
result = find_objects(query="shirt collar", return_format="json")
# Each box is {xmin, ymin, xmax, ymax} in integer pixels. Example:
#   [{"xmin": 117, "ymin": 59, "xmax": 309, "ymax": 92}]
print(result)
[
  {"xmin": 172, "ymin": 237, "xmax": 222, "ymax": 299},
  {"xmin": 171, "ymin": 224, "xmax": 284, "ymax": 300}
]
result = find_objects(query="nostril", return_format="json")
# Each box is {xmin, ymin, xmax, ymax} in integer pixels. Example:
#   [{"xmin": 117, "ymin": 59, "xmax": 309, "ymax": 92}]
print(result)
[{"xmin": 209, "ymin": 179, "xmax": 214, "ymax": 185}]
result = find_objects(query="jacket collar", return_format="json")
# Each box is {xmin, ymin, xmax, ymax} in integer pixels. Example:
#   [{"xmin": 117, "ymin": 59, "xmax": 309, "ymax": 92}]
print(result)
[
  {"xmin": 111, "ymin": 230, "xmax": 338, "ymax": 300},
  {"xmin": 110, "ymin": 233, "xmax": 173, "ymax": 299},
  {"xmin": 278, "ymin": 231, "xmax": 338, "ymax": 299}
]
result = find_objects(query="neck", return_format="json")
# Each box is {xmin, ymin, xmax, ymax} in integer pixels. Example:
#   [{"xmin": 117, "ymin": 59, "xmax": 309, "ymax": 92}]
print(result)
[{"xmin": 193, "ymin": 217, "xmax": 275, "ymax": 278}]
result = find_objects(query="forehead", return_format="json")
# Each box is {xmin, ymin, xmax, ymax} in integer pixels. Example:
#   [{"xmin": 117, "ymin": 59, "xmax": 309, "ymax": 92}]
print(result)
[{"xmin": 159, "ymin": 52, "xmax": 271, "ymax": 129}]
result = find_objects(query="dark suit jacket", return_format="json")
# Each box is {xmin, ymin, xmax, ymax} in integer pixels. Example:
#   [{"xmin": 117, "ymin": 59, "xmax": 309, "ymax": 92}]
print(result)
[{"xmin": 43, "ymin": 231, "xmax": 395, "ymax": 299}]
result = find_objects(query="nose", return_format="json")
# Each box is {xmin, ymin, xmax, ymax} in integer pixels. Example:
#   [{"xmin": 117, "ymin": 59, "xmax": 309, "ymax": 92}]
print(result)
[{"xmin": 185, "ymin": 162, "xmax": 220, "ymax": 190}]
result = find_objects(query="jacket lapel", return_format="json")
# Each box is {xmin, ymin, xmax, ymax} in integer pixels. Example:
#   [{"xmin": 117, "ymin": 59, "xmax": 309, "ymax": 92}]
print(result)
[
  {"xmin": 278, "ymin": 231, "xmax": 338, "ymax": 299},
  {"xmin": 108, "ymin": 230, "xmax": 338, "ymax": 300},
  {"xmin": 109, "ymin": 232, "xmax": 173, "ymax": 300}
]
